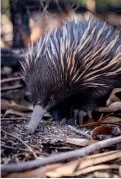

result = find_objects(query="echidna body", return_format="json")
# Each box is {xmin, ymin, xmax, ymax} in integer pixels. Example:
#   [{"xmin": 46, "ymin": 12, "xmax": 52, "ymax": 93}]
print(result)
[{"xmin": 21, "ymin": 15, "xmax": 121, "ymax": 133}]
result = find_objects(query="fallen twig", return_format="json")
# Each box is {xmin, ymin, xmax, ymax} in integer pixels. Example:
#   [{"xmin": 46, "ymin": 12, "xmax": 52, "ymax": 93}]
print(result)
[
  {"xmin": 1, "ymin": 103, "xmax": 32, "ymax": 112},
  {"xmin": 1, "ymin": 85, "xmax": 23, "ymax": 92},
  {"xmin": 1, "ymin": 144, "xmax": 31, "ymax": 152},
  {"xmin": 1, "ymin": 136, "xmax": 121, "ymax": 173},
  {"xmin": 71, "ymin": 164, "xmax": 119, "ymax": 176},
  {"xmin": 1, "ymin": 77, "xmax": 22, "ymax": 84},
  {"xmin": 1, "ymin": 117, "xmax": 28, "ymax": 120},
  {"xmin": 68, "ymin": 125, "xmax": 90, "ymax": 139},
  {"xmin": 1, "ymin": 129, "xmax": 37, "ymax": 159},
  {"xmin": 79, "ymin": 121, "xmax": 121, "ymax": 128}
]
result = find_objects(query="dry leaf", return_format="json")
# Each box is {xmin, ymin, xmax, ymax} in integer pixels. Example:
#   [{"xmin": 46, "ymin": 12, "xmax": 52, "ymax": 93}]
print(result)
[
  {"xmin": 77, "ymin": 151, "xmax": 121, "ymax": 170},
  {"xmin": 106, "ymin": 88, "xmax": 121, "ymax": 106},
  {"xmin": 83, "ymin": 121, "xmax": 101, "ymax": 127},
  {"xmin": 87, "ymin": 171, "xmax": 110, "ymax": 178},
  {"xmin": 72, "ymin": 164, "xmax": 119, "ymax": 176},
  {"xmin": 4, "ymin": 109, "xmax": 32, "ymax": 118},
  {"xmin": 91, "ymin": 125, "xmax": 112, "ymax": 138},
  {"xmin": 46, "ymin": 160, "xmax": 79, "ymax": 178},
  {"xmin": 6, "ymin": 151, "xmax": 121, "ymax": 178},
  {"xmin": 6, "ymin": 163, "xmax": 61, "ymax": 178},
  {"xmin": 86, "ymin": 150, "xmax": 117, "ymax": 159},
  {"xmin": 102, "ymin": 116, "xmax": 121, "ymax": 123},
  {"xmin": 46, "ymin": 151, "xmax": 121, "ymax": 177},
  {"xmin": 97, "ymin": 114, "xmax": 104, "ymax": 122},
  {"xmin": 96, "ymin": 101, "xmax": 121, "ymax": 112},
  {"xmin": 119, "ymin": 166, "xmax": 121, "ymax": 177},
  {"xmin": 65, "ymin": 137, "xmax": 90, "ymax": 146}
]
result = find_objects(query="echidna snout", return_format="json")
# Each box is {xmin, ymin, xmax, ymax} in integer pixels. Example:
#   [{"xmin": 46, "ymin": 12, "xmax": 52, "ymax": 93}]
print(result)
[{"xmin": 27, "ymin": 105, "xmax": 46, "ymax": 134}]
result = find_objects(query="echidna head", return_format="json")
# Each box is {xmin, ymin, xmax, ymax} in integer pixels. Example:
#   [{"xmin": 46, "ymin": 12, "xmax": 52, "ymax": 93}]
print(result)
[
  {"xmin": 22, "ymin": 29, "xmax": 80, "ymax": 117},
  {"xmin": 26, "ymin": 57, "xmax": 74, "ymax": 110},
  {"xmin": 22, "ymin": 45, "xmax": 75, "ymax": 134},
  {"xmin": 26, "ymin": 63, "xmax": 67, "ymax": 110}
]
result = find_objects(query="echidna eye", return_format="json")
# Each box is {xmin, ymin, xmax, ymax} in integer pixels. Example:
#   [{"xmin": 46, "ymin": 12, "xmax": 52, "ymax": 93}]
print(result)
[{"xmin": 49, "ymin": 95, "xmax": 55, "ymax": 106}]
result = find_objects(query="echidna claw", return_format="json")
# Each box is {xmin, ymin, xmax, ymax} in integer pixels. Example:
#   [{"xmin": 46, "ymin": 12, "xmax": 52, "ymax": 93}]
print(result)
[
  {"xmin": 60, "ymin": 118, "xmax": 67, "ymax": 125},
  {"xmin": 87, "ymin": 111, "xmax": 92, "ymax": 119},
  {"xmin": 76, "ymin": 110, "xmax": 92, "ymax": 125},
  {"xmin": 78, "ymin": 110, "xmax": 86, "ymax": 125}
]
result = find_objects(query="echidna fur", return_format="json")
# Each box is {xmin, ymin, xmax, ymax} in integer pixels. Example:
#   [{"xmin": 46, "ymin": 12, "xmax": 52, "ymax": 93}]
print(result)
[{"xmin": 21, "ymin": 14, "xmax": 121, "ymax": 132}]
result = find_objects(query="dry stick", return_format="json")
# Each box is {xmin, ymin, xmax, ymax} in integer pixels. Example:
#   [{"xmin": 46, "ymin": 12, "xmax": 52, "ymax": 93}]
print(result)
[
  {"xmin": 1, "ymin": 103, "xmax": 32, "ymax": 112},
  {"xmin": 1, "ymin": 77, "xmax": 22, "ymax": 84},
  {"xmin": 1, "ymin": 136, "xmax": 121, "ymax": 173},
  {"xmin": 1, "ymin": 129, "xmax": 37, "ymax": 159},
  {"xmin": 1, "ymin": 117, "xmax": 28, "ymax": 121},
  {"xmin": 1, "ymin": 144, "xmax": 31, "ymax": 152},
  {"xmin": 1, "ymin": 85, "xmax": 23, "ymax": 92},
  {"xmin": 68, "ymin": 125, "xmax": 90, "ymax": 139},
  {"xmin": 79, "ymin": 121, "xmax": 121, "ymax": 128}
]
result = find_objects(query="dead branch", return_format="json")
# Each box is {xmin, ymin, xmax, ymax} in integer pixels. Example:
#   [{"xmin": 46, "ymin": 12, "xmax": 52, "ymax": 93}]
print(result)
[
  {"xmin": 1, "ymin": 117, "xmax": 27, "ymax": 121},
  {"xmin": 68, "ymin": 125, "xmax": 90, "ymax": 139},
  {"xmin": 1, "ymin": 144, "xmax": 31, "ymax": 152},
  {"xmin": 1, "ymin": 85, "xmax": 23, "ymax": 92},
  {"xmin": 1, "ymin": 77, "xmax": 22, "ymax": 84},
  {"xmin": 1, "ymin": 136, "xmax": 121, "ymax": 173},
  {"xmin": 1, "ymin": 103, "xmax": 32, "ymax": 112}
]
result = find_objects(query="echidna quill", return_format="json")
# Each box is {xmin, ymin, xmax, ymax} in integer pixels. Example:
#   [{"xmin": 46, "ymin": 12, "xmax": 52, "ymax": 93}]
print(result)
[{"xmin": 21, "ymin": 14, "xmax": 121, "ymax": 134}]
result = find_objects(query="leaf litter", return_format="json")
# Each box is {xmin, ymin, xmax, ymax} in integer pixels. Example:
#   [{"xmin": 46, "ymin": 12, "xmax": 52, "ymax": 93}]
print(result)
[{"xmin": 1, "ymin": 69, "xmax": 121, "ymax": 178}]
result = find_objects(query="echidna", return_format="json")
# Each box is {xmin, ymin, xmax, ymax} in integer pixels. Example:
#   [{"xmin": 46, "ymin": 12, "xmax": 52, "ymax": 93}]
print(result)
[{"xmin": 21, "ymin": 14, "xmax": 121, "ymax": 133}]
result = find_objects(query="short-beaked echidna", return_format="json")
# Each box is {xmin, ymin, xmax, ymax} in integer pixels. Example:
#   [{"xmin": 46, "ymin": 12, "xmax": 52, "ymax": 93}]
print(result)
[{"xmin": 21, "ymin": 14, "xmax": 121, "ymax": 133}]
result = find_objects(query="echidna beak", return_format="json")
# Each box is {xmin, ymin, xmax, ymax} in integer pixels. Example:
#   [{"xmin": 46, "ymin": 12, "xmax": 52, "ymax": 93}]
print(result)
[{"xmin": 27, "ymin": 105, "xmax": 47, "ymax": 134}]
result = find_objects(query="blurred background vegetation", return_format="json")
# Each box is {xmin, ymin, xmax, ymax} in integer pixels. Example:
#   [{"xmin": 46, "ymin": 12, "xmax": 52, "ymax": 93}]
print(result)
[{"xmin": 1, "ymin": 0, "xmax": 121, "ymax": 49}]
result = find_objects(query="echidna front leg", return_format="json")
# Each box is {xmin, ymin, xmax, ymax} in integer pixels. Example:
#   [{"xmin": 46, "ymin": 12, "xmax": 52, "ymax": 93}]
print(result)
[
  {"xmin": 71, "ymin": 93, "xmax": 95, "ymax": 125},
  {"xmin": 78, "ymin": 110, "xmax": 88, "ymax": 125},
  {"xmin": 76, "ymin": 110, "xmax": 92, "ymax": 125},
  {"xmin": 77, "ymin": 91, "xmax": 111, "ymax": 125},
  {"xmin": 50, "ymin": 100, "xmax": 73, "ymax": 122},
  {"xmin": 50, "ymin": 108, "xmax": 62, "ymax": 121}
]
